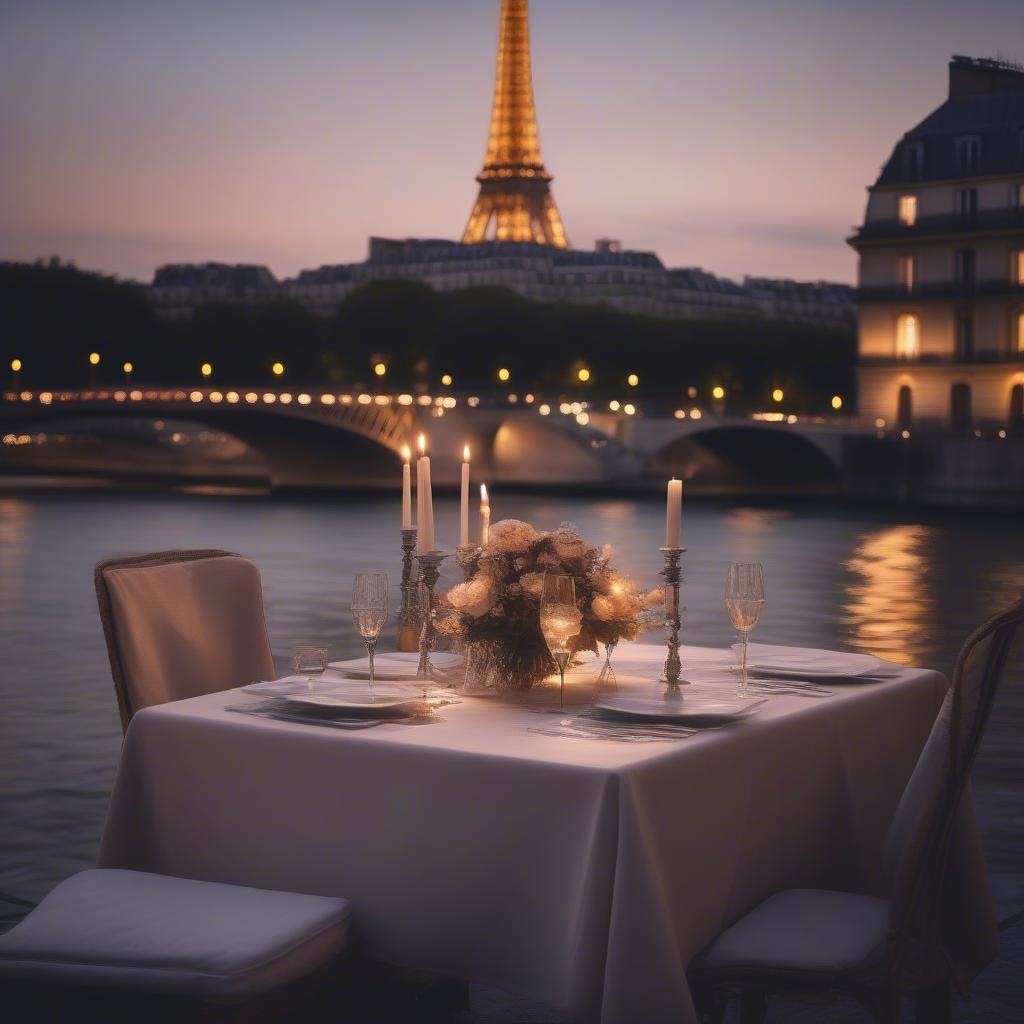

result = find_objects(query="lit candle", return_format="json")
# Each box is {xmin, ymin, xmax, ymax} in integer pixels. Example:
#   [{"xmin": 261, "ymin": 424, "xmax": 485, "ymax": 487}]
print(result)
[
  {"xmin": 401, "ymin": 445, "xmax": 412, "ymax": 529},
  {"xmin": 416, "ymin": 434, "xmax": 435, "ymax": 553},
  {"xmin": 479, "ymin": 483, "xmax": 490, "ymax": 548},
  {"xmin": 665, "ymin": 478, "xmax": 682, "ymax": 548},
  {"xmin": 460, "ymin": 445, "xmax": 471, "ymax": 547}
]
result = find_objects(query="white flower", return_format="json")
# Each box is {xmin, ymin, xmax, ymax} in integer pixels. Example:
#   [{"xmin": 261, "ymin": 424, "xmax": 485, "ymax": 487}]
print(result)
[
  {"xmin": 488, "ymin": 519, "xmax": 541, "ymax": 554},
  {"xmin": 447, "ymin": 575, "xmax": 497, "ymax": 618}
]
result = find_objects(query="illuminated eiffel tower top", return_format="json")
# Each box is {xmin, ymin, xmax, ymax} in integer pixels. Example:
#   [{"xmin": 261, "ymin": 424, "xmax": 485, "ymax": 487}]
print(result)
[{"xmin": 462, "ymin": 0, "xmax": 569, "ymax": 248}]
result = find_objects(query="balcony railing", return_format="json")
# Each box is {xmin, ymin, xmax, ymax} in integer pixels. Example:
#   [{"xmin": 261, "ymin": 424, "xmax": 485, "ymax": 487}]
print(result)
[
  {"xmin": 859, "ymin": 351, "xmax": 1024, "ymax": 366},
  {"xmin": 852, "ymin": 207, "xmax": 1024, "ymax": 241},
  {"xmin": 857, "ymin": 280, "xmax": 1024, "ymax": 301}
]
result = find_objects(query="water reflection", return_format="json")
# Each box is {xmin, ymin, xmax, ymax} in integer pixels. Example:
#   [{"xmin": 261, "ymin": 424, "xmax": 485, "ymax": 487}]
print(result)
[{"xmin": 842, "ymin": 524, "xmax": 935, "ymax": 665}]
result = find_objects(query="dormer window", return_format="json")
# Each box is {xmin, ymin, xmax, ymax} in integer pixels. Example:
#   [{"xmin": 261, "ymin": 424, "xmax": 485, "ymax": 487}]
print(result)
[
  {"xmin": 904, "ymin": 142, "xmax": 925, "ymax": 180},
  {"xmin": 898, "ymin": 194, "xmax": 917, "ymax": 226},
  {"xmin": 955, "ymin": 135, "xmax": 981, "ymax": 174}
]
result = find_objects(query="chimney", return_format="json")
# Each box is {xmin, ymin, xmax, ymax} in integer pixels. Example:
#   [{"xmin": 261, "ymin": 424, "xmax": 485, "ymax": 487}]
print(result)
[{"xmin": 949, "ymin": 55, "xmax": 1024, "ymax": 98}]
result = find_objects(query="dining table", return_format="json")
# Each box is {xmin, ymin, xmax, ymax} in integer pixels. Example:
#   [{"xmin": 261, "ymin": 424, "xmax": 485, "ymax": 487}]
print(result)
[{"xmin": 97, "ymin": 642, "xmax": 995, "ymax": 1024}]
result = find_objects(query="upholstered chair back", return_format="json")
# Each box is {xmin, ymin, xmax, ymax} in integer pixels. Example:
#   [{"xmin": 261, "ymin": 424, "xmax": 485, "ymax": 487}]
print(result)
[
  {"xmin": 95, "ymin": 550, "xmax": 276, "ymax": 731},
  {"xmin": 883, "ymin": 595, "xmax": 1023, "ymax": 984}
]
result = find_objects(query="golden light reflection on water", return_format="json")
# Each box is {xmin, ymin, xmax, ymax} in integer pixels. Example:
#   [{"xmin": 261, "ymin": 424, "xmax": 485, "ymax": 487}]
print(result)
[
  {"xmin": 0, "ymin": 497, "xmax": 27, "ymax": 607},
  {"xmin": 842, "ymin": 523, "xmax": 935, "ymax": 665}
]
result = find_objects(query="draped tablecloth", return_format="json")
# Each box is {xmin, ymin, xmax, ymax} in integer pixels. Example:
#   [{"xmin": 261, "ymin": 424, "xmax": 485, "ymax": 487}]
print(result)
[{"xmin": 98, "ymin": 644, "xmax": 994, "ymax": 1023}]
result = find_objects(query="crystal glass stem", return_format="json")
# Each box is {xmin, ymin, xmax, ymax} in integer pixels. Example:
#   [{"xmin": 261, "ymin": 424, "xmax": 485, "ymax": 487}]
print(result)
[
  {"xmin": 554, "ymin": 650, "xmax": 570, "ymax": 709},
  {"xmin": 738, "ymin": 629, "xmax": 750, "ymax": 694},
  {"xmin": 366, "ymin": 638, "xmax": 377, "ymax": 699}
]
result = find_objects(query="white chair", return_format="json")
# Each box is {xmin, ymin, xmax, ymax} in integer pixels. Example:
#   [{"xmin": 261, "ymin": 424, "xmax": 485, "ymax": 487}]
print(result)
[
  {"xmin": 688, "ymin": 596, "xmax": 1024, "ymax": 1024},
  {"xmin": 0, "ymin": 869, "xmax": 349, "ymax": 1022},
  {"xmin": 94, "ymin": 549, "xmax": 276, "ymax": 731}
]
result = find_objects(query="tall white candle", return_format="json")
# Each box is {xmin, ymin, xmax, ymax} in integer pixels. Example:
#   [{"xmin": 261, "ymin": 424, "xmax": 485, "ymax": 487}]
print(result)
[
  {"xmin": 460, "ymin": 445, "xmax": 471, "ymax": 547},
  {"xmin": 401, "ymin": 445, "xmax": 412, "ymax": 529},
  {"xmin": 479, "ymin": 483, "xmax": 490, "ymax": 548},
  {"xmin": 416, "ymin": 434, "xmax": 435, "ymax": 553},
  {"xmin": 665, "ymin": 478, "xmax": 683, "ymax": 548}
]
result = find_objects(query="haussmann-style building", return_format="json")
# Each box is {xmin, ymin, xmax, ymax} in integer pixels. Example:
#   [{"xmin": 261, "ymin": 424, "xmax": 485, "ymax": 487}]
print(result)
[{"xmin": 851, "ymin": 55, "xmax": 1024, "ymax": 435}]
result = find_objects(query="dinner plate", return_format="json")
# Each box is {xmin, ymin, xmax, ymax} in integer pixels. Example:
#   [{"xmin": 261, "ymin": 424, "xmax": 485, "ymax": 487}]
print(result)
[
  {"xmin": 329, "ymin": 651, "xmax": 463, "ymax": 681},
  {"xmin": 243, "ymin": 679, "xmax": 424, "ymax": 714},
  {"xmin": 735, "ymin": 644, "xmax": 884, "ymax": 680},
  {"xmin": 593, "ymin": 693, "xmax": 766, "ymax": 725}
]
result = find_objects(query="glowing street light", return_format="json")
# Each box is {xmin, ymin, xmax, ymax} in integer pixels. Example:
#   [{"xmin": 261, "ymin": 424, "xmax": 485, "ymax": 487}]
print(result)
[
  {"xmin": 609, "ymin": 400, "xmax": 621, "ymax": 411},
  {"xmin": 712, "ymin": 385, "xmax": 726, "ymax": 400},
  {"xmin": 577, "ymin": 367, "xmax": 591, "ymax": 383},
  {"xmin": 627, "ymin": 373, "xmax": 639, "ymax": 387},
  {"xmin": 123, "ymin": 361, "xmax": 134, "ymax": 383},
  {"xmin": 441, "ymin": 374, "xmax": 453, "ymax": 386},
  {"xmin": 374, "ymin": 362, "xmax": 387, "ymax": 377},
  {"xmin": 272, "ymin": 361, "xmax": 285, "ymax": 377},
  {"xmin": 201, "ymin": 362, "xmax": 213, "ymax": 378},
  {"xmin": 88, "ymin": 352, "xmax": 101, "ymax": 366},
  {"xmin": 10, "ymin": 358, "xmax": 22, "ymax": 377},
  {"xmin": 772, "ymin": 388, "xmax": 784, "ymax": 403},
  {"xmin": 831, "ymin": 395, "xmax": 843, "ymax": 410},
  {"xmin": 498, "ymin": 367, "xmax": 511, "ymax": 382}
]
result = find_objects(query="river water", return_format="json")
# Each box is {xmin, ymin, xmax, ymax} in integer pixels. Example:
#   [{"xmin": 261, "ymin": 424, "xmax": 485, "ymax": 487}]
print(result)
[{"xmin": 0, "ymin": 490, "xmax": 1021, "ymax": 918}]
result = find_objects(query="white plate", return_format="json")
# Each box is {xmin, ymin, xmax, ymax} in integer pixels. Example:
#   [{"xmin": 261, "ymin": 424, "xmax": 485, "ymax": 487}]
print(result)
[
  {"xmin": 329, "ymin": 651, "xmax": 462, "ymax": 681},
  {"xmin": 243, "ymin": 679, "xmax": 423, "ymax": 713},
  {"xmin": 735, "ymin": 644, "xmax": 883, "ymax": 679},
  {"xmin": 594, "ymin": 693, "xmax": 766, "ymax": 725}
]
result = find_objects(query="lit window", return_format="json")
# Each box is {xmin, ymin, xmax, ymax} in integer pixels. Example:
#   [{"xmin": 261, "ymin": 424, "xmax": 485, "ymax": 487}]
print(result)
[
  {"xmin": 898, "ymin": 195, "xmax": 917, "ymax": 226},
  {"xmin": 1013, "ymin": 250, "xmax": 1024, "ymax": 286},
  {"xmin": 898, "ymin": 255, "xmax": 915, "ymax": 291},
  {"xmin": 1018, "ymin": 312, "xmax": 1024, "ymax": 354},
  {"xmin": 896, "ymin": 314, "xmax": 919, "ymax": 358}
]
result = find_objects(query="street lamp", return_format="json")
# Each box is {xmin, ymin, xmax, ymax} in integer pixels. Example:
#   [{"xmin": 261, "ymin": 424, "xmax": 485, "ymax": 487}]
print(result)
[
  {"xmin": 627, "ymin": 373, "xmax": 639, "ymax": 387},
  {"xmin": 831, "ymin": 395, "xmax": 843, "ymax": 411},
  {"xmin": 123, "ymin": 361, "xmax": 134, "ymax": 384},
  {"xmin": 441, "ymin": 374, "xmax": 453, "ymax": 386},
  {"xmin": 498, "ymin": 367, "xmax": 511, "ymax": 383},
  {"xmin": 577, "ymin": 367, "xmax": 591, "ymax": 383},
  {"xmin": 10, "ymin": 358, "xmax": 22, "ymax": 387},
  {"xmin": 271, "ymin": 361, "xmax": 285, "ymax": 377},
  {"xmin": 201, "ymin": 362, "xmax": 213, "ymax": 379},
  {"xmin": 772, "ymin": 388, "xmax": 784, "ymax": 403},
  {"xmin": 712, "ymin": 385, "xmax": 725, "ymax": 400}
]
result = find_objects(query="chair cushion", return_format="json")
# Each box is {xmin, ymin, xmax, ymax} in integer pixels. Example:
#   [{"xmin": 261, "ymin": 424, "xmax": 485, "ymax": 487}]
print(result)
[
  {"xmin": 0, "ymin": 870, "xmax": 349, "ymax": 1003},
  {"xmin": 695, "ymin": 889, "xmax": 892, "ymax": 975}
]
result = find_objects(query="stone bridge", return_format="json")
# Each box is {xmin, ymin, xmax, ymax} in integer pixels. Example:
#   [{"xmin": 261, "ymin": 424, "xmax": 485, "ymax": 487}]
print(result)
[{"xmin": 1, "ymin": 387, "xmax": 869, "ymax": 490}]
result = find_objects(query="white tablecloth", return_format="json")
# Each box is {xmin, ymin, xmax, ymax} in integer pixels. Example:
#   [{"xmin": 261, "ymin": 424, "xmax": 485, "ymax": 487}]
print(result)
[{"xmin": 98, "ymin": 644, "xmax": 993, "ymax": 1023}]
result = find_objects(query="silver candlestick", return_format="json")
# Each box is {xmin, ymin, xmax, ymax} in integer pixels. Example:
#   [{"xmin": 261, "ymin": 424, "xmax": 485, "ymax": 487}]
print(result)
[
  {"xmin": 397, "ymin": 527, "xmax": 420, "ymax": 652},
  {"xmin": 416, "ymin": 549, "xmax": 447, "ymax": 682},
  {"xmin": 659, "ymin": 547, "xmax": 690, "ymax": 686}
]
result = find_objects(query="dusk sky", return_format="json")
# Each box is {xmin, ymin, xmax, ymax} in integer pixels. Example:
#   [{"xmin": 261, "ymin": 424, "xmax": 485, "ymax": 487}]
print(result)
[{"xmin": 1, "ymin": 0, "xmax": 1020, "ymax": 284}]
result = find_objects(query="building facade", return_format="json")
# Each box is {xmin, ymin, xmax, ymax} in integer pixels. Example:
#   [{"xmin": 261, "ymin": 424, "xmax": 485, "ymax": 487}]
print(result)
[
  {"xmin": 851, "ymin": 55, "xmax": 1024, "ymax": 433},
  {"xmin": 150, "ymin": 239, "xmax": 854, "ymax": 330}
]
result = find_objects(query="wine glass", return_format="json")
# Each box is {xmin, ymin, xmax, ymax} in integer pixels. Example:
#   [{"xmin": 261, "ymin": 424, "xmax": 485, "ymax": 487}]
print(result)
[
  {"xmin": 540, "ymin": 574, "xmax": 583, "ymax": 708},
  {"xmin": 725, "ymin": 562, "xmax": 765, "ymax": 694},
  {"xmin": 292, "ymin": 643, "xmax": 328, "ymax": 689},
  {"xmin": 595, "ymin": 638, "xmax": 618, "ymax": 693},
  {"xmin": 351, "ymin": 572, "xmax": 389, "ymax": 699}
]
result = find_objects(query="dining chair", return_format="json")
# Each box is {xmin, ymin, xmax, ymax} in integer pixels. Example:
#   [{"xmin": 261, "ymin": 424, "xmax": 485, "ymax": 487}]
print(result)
[
  {"xmin": 688, "ymin": 595, "xmax": 1024, "ymax": 1024},
  {"xmin": 95, "ymin": 549, "xmax": 276, "ymax": 731}
]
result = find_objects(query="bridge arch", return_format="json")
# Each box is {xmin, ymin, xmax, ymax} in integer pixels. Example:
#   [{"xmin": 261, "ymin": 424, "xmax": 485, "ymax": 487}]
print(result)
[{"xmin": 649, "ymin": 425, "xmax": 840, "ymax": 488}]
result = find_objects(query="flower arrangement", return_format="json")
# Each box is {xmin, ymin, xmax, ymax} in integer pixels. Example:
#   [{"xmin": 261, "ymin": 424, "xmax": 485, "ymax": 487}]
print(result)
[{"xmin": 443, "ymin": 519, "xmax": 663, "ymax": 691}]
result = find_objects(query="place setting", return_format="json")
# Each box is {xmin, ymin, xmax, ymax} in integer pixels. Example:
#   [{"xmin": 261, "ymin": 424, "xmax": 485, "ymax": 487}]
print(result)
[{"xmin": 228, "ymin": 567, "xmax": 463, "ymax": 731}]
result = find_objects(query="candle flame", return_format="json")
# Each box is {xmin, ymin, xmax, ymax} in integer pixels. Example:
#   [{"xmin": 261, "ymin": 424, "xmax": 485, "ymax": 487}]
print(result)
[
  {"xmin": 480, "ymin": 483, "xmax": 489, "ymax": 505},
  {"xmin": 463, "ymin": 444, "xmax": 470, "ymax": 462},
  {"xmin": 401, "ymin": 444, "xmax": 411, "ymax": 462},
  {"xmin": 417, "ymin": 433, "xmax": 426, "ymax": 455}
]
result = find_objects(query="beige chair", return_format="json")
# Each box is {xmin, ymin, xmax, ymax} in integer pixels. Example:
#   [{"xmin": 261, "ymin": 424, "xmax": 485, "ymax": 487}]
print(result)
[
  {"xmin": 688, "ymin": 595, "xmax": 1024, "ymax": 1024},
  {"xmin": 95, "ymin": 550, "xmax": 276, "ymax": 731}
]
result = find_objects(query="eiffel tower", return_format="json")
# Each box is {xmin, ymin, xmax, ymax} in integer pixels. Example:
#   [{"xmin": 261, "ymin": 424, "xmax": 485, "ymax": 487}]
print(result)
[{"xmin": 462, "ymin": 0, "xmax": 570, "ymax": 249}]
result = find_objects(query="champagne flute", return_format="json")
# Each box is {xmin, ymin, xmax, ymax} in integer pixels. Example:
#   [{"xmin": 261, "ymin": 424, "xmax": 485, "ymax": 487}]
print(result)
[
  {"xmin": 540, "ymin": 574, "xmax": 583, "ymax": 709},
  {"xmin": 725, "ymin": 562, "xmax": 765, "ymax": 694},
  {"xmin": 351, "ymin": 572, "xmax": 389, "ymax": 699}
]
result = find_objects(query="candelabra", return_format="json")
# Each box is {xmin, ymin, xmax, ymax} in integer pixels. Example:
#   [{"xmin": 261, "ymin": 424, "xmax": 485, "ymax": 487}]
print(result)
[
  {"xmin": 659, "ymin": 547, "xmax": 690, "ymax": 686},
  {"xmin": 397, "ymin": 528, "xmax": 420, "ymax": 652},
  {"xmin": 415, "ymin": 549, "xmax": 447, "ymax": 682}
]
